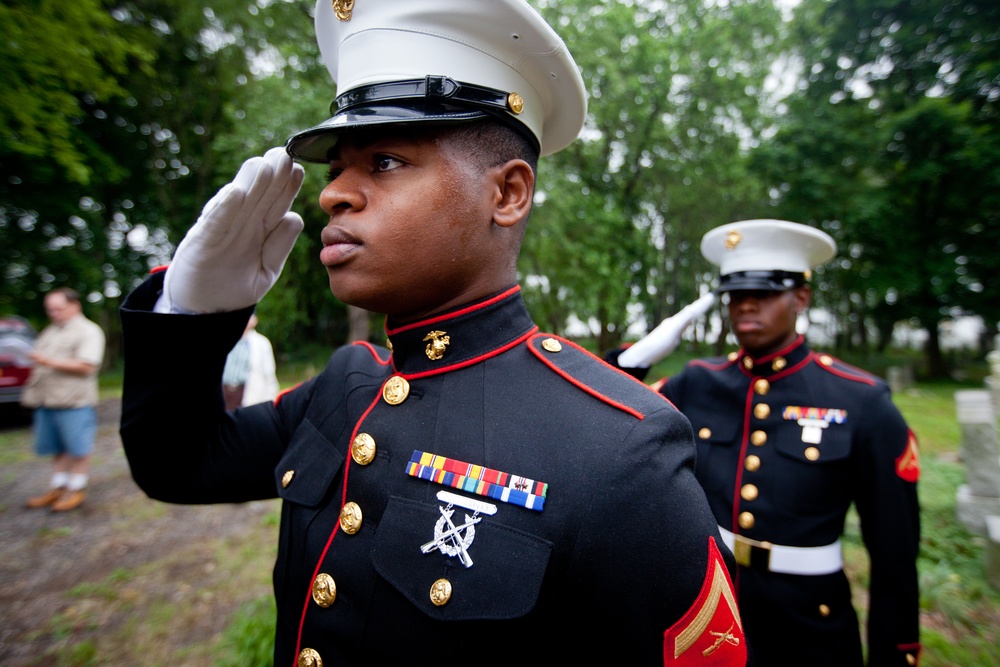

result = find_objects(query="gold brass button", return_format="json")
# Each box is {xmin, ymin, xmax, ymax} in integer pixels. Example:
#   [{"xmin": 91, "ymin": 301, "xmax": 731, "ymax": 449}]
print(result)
[
  {"xmin": 818, "ymin": 604, "xmax": 831, "ymax": 617},
  {"xmin": 312, "ymin": 573, "xmax": 337, "ymax": 608},
  {"xmin": 339, "ymin": 502, "xmax": 362, "ymax": 534},
  {"xmin": 772, "ymin": 357, "xmax": 787, "ymax": 371},
  {"xmin": 728, "ymin": 351, "xmax": 739, "ymax": 362},
  {"xmin": 298, "ymin": 648, "xmax": 322, "ymax": 667},
  {"xmin": 744, "ymin": 455, "xmax": 761, "ymax": 472},
  {"xmin": 753, "ymin": 403, "xmax": 770, "ymax": 420},
  {"xmin": 820, "ymin": 355, "xmax": 833, "ymax": 366},
  {"xmin": 750, "ymin": 430, "xmax": 767, "ymax": 447},
  {"xmin": 805, "ymin": 447, "xmax": 820, "ymax": 461},
  {"xmin": 281, "ymin": 470, "xmax": 295, "ymax": 488},
  {"xmin": 754, "ymin": 379, "xmax": 770, "ymax": 395},
  {"xmin": 743, "ymin": 356, "xmax": 753, "ymax": 370},
  {"xmin": 698, "ymin": 427, "xmax": 712, "ymax": 440},
  {"xmin": 429, "ymin": 578, "xmax": 452, "ymax": 606},
  {"xmin": 741, "ymin": 484, "xmax": 759, "ymax": 501},
  {"xmin": 351, "ymin": 433, "xmax": 376, "ymax": 465},
  {"xmin": 906, "ymin": 654, "xmax": 916, "ymax": 666},
  {"xmin": 507, "ymin": 91, "xmax": 524, "ymax": 114},
  {"xmin": 738, "ymin": 511, "xmax": 755, "ymax": 529},
  {"xmin": 382, "ymin": 376, "xmax": 410, "ymax": 405},
  {"xmin": 386, "ymin": 338, "xmax": 393, "ymax": 351},
  {"xmin": 542, "ymin": 338, "xmax": 562, "ymax": 353}
]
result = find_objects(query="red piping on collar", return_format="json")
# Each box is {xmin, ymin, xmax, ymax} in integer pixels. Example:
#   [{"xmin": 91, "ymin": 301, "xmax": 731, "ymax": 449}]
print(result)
[
  {"xmin": 393, "ymin": 326, "xmax": 538, "ymax": 379},
  {"xmin": 385, "ymin": 285, "xmax": 521, "ymax": 336}
]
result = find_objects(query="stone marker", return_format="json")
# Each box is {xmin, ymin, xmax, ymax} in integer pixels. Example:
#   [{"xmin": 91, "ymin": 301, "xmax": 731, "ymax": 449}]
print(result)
[{"xmin": 955, "ymin": 390, "xmax": 1000, "ymax": 535}]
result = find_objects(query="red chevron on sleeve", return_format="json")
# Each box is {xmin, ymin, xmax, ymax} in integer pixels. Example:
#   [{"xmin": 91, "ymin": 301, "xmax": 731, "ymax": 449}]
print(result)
[
  {"xmin": 663, "ymin": 537, "xmax": 746, "ymax": 665},
  {"xmin": 895, "ymin": 429, "xmax": 920, "ymax": 483}
]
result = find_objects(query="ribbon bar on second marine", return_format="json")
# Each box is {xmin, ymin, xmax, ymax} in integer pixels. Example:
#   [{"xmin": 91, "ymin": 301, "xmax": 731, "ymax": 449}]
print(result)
[{"xmin": 405, "ymin": 450, "xmax": 548, "ymax": 511}]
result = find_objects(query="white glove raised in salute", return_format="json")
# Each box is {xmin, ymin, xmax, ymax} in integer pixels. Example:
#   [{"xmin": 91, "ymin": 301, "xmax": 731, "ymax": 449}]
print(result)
[
  {"xmin": 618, "ymin": 292, "xmax": 716, "ymax": 369},
  {"xmin": 155, "ymin": 146, "xmax": 305, "ymax": 314}
]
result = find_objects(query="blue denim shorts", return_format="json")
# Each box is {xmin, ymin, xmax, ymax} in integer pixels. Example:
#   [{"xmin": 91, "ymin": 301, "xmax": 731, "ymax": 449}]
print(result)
[{"xmin": 33, "ymin": 407, "xmax": 97, "ymax": 457}]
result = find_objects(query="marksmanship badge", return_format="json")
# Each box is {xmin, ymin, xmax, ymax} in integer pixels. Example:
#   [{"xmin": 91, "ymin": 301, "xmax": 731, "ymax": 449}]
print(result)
[{"xmin": 420, "ymin": 491, "xmax": 497, "ymax": 568}]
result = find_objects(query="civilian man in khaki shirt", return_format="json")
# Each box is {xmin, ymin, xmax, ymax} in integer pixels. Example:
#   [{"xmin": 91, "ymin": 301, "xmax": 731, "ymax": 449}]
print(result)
[{"xmin": 23, "ymin": 287, "xmax": 105, "ymax": 512}]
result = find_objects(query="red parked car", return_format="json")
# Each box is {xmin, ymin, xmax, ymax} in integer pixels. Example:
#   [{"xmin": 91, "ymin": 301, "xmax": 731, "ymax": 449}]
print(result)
[{"xmin": 0, "ymin": 316, "xmax": 36, "ymax": 406}]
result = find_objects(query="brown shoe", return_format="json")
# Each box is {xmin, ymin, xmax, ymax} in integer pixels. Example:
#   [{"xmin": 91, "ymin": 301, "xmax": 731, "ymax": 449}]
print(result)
[
  {"xmin": 51, "ymin": 489, "xmax": 86, "ymax": 512},
  {"xmin": 26, "ymin": 488, "xmax": 65, "ymax": 509}
]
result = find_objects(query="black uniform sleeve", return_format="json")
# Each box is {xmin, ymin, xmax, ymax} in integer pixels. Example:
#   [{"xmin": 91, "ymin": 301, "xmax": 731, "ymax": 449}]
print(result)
[
  {"xmin": 119, "ymin": 274, "xmax": 309, "ymax": 504},
  {"xmin": 851, "ymin": 383, "xmax": 921, "ymax": 666},
  {"xmin": 569, "ymin": 405, "xmax": 746, "ymax": 665}
]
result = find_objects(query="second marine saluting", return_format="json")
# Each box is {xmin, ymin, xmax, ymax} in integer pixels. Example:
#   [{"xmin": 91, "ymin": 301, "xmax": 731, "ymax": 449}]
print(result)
[
  {"xmin": 613, "ymin": 219, "xmax": 921, "ymax": 666},
  {"xmin": 119, "ymin": 1, "xmax": 747, "ymax": 665}
]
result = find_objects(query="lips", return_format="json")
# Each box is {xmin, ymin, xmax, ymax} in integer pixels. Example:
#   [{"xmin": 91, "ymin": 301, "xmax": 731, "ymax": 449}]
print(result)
[
  {"xmin": 733, "ymin": 320, "xmax": 762, "ymax": 333},
  {"xmin": 320, "ymin": 225, "xmax": 361, "ymax": 266}
]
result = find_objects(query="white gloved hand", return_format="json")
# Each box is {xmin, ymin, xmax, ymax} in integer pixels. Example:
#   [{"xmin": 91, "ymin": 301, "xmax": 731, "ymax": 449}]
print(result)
[
  {"xmin": 618, "ymin": 292, "xmax": 716, "ymax": 368},
  {"xmin": 154, "ymin": 147, "xmax": 305, "ymax": 314}
]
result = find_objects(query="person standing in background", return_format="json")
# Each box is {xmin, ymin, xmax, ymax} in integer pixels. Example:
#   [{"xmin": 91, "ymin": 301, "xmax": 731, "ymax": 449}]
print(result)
[
  {"xmin": 222, "ymin": 313, "xmax": 280, "ymax": 409},
  {"xmin": 23, "ymin": 287, "xmax": 106, "ymax": 512},
  {"xmin": 611, "ymin": 219, "xmax": 921, "ymax": 666}
]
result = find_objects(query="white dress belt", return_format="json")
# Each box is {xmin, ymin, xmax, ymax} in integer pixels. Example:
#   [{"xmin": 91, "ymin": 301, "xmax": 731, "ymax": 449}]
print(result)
[{"xmin": 718, "ymin": 526, "xmax": 843, "ymax": 576}]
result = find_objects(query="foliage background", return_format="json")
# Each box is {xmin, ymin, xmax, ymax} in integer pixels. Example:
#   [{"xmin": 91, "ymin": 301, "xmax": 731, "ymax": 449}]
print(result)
[{"xmin": 2, "ymin": 0, "xmax": 998, "ymax": 378}]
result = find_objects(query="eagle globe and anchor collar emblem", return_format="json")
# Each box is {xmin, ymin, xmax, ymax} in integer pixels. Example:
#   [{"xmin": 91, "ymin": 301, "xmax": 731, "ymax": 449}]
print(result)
[{"xmin": 423, "ymin": 330, "xmax": 450, "ymax": 361}]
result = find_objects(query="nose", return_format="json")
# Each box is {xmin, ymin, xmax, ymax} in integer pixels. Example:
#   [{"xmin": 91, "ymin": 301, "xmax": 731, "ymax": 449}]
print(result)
[
  {"xmin": 319, "ymin": 168, "xmax": 365, "ymax": 216},
  {"xmin": 729, "ymin": 292, "xmax": 762, "ymax": 311}
]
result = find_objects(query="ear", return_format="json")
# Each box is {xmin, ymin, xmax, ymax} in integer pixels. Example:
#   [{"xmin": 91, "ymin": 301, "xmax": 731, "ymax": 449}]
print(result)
[
  {"xmin": 491, "ymin": 159, "xmax": 534, "ymax": 228},
  {"xmin": 792, "ymin": 285, "xmax": 812, "ymax": 313}
]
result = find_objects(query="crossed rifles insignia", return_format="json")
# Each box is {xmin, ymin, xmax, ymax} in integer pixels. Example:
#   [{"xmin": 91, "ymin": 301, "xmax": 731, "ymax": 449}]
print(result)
[{"xmin": 421, "ymin": 491, "xmax": 497, "ymax": 568}]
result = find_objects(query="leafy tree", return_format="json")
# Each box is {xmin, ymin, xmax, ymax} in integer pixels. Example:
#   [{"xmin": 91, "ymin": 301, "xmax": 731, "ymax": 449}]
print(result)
[
  {"xmin": 753, "ymin": 0, "xmax": 1000, "ymax": 376},
  {"xmin": 527, "ymin": 0, "xmax": 781, "ymax": 353}
]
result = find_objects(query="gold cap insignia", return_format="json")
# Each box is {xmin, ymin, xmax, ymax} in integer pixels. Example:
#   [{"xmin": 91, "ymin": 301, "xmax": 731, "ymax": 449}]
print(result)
[
  {"xmin": 725, "ymin": 229, "xmax": 742, "ymax": 250},
  {"xmin": 507, "ymin": 92, "xmax": 524, "ymax": 114},
  {"xmin": 333, "ymin": 0, "xmax": 354, "ymax": 21},
  {"xmin": 423, "ymin": 330, "xmax": 451, "ymax": 361}
]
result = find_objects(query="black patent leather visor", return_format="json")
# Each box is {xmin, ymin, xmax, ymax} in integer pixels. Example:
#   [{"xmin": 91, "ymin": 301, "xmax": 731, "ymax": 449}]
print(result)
[
  {"xmin": 717, "ymin": 270, "xmax": 806, "ymax": 293},
  {"xmin": 285, "ymin": 76, "xmax": 537, "ymax": 163}
]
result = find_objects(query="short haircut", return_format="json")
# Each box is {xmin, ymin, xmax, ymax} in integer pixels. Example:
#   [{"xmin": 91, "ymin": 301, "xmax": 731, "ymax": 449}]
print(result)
[
  {"xmin": 49, "ymin": 287, "xmax": 81, "ymax": 304},
  {"xmin": 446, "ymin": 119, "xmax": 540, "ymax": 175}
]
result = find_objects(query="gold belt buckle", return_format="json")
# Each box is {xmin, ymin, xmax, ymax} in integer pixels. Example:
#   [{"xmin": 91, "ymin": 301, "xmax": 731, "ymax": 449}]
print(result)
[
  {"xmin": 733, "ymin": 534, "xmax": 771, "ymax": 568},
  {"xmin": 733, "ymin": 539, "xmax": 752, "ymax": 567}
]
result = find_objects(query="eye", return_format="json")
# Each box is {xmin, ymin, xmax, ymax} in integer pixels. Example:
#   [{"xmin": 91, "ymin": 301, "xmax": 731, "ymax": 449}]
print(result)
[
  {"xmin": 375, "ymin": 155, "xmax": 404, "ymax": 172},
  {"xmin": 325, "ymin": 165, "xmax": 343, "ymax": 182}
]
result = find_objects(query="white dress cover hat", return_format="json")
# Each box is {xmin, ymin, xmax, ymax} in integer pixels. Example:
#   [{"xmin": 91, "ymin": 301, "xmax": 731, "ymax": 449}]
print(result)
[
  {"xmin": 701, "ymin": 219, "xmax": 837, "ymax": 292},
  {"xmin": 285, "ymin": 0, "xmax": 588, "ymax": 162}
]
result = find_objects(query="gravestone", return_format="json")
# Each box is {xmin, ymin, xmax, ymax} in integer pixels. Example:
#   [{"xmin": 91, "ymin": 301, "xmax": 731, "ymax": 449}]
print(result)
[
  {"xmin": 887, "ymin": 366, "xmax": 913, "ymax": 394},
  {"xmin": 954, "ymin": 390, "xmax": 1000, "ymax": 535},
  {"xmin": 986, "ymin": 334, "xmax": 1000, "ymax": 413},
  {"xmin": 986, "ymin": 516, "xmax": 1000, "ymax": 592}
]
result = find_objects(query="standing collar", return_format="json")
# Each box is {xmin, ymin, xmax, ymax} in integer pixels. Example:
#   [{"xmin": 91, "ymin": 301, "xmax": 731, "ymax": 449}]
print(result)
[
  {"xmin": 734, "ymin": 334, "xmax": 811, "ymax": 377},
  {"xmin": 384, "ymin": 285, "xmax": 537, "ymax": 377}
]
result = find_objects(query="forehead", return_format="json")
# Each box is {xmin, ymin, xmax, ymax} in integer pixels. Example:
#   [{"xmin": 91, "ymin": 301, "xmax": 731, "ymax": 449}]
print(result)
[
  {"xmin": 724, "ymin": 289, "xmax": 788, "ymax": 300},
  {"xmin": 327, "ymin": 125, "xmax": 456, "ymax": 159},
  {"xmin": 45, "ymin": 294, "xmax": 71, "ymax": 307}
]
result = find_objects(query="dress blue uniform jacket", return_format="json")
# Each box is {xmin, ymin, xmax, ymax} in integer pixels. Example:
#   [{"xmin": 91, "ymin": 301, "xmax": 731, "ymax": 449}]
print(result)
[
  {"xmin": 120, "ymin": 275, "xmax": 747, "ymax": 666},
  {"xmin": 653, "ymin": 336, "xmax": 920, "ymax": 666}
]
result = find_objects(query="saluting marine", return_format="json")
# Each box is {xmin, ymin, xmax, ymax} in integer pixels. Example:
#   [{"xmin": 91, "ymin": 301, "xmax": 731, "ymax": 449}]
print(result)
[
  {"xmin": 612, "ymin": 219, "xmax": 921, "ymax": 666},
  {"xmin": 119, "ymin": 1, "xmax": 747, "ymax": 665}
]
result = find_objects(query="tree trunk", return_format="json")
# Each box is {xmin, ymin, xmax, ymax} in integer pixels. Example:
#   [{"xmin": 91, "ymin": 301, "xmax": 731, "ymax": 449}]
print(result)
[{"xmin": 924, "ymin": 319, "xmax": 949, "ymax": 379}]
